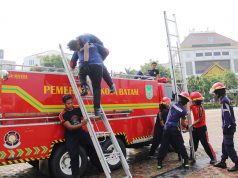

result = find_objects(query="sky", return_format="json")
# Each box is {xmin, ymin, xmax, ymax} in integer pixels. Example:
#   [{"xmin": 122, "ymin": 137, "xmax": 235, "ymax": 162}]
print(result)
[{"xmin": 1, "ymin": 0, "xmax": 238, "ymax": 72}]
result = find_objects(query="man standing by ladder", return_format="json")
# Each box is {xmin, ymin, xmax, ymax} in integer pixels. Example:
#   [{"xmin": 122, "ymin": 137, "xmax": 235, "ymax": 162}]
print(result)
[{"xmin": 59, "ymin": 94, "xmax": 101, "ymax": 178}]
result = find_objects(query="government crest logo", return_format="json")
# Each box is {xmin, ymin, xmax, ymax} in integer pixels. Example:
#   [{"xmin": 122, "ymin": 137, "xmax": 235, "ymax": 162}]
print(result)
[
  {"xmin": 4, "ymin": 131, "xmax": 21, "ymax": 149},
  {"xmin": 145, "ymin": 85, "xmax": 153, "ymax": 100}
]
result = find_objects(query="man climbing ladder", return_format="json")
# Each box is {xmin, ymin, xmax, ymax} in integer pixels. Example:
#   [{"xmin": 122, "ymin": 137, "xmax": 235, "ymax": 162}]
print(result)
[{"xmin": 59, "ymin": 44, "xmax": 132, "ymax": 178}]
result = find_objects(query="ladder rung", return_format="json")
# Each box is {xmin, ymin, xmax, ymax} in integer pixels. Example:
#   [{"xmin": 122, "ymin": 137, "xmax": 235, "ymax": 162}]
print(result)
[
  {"xmin": 169, "ymin": 34, "xmax": 178, "ymax": 37},
  {"xmin": 82, "ymin": 96, "xmax": 94, "ymax": 100},
  {"xmin": 104, "ymin": 151, "xmax": 120, "ymax": 157},
  {"xmin": 167, "ymin": 19, "xmax": 176, "ymax": 23},
  {"xmin": 96, "ymin": 132, "xmax": 111, "ymax": 137}
]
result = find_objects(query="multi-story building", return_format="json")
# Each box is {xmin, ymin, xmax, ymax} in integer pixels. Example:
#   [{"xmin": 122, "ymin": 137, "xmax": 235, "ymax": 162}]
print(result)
[
  {"xmin": 23, "ymin": 50, "xmax": 72, "ymax": 71},
  {"xmin": 180, "ymin": 32, "xmax": 238, "ymax": 78},
  {"xmin": 0, "ymin": 49, "xmax": 16, "ymax": 70}
]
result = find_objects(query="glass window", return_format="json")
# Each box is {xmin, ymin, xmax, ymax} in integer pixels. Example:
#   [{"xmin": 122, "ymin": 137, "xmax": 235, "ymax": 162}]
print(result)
[
  {"xmin": 222, "ymin": 51, "xmax": 229, "ymax": 56},
  {"xmin": 186, "ymin": 62, "xmax": 193, "ymax": 75},
  {"xmin": 205, "ymin": 52, "xmax": 212, "ymax": 56},
  {"xmin": 196, "ymin": 53, "xmax": 203, "ymax": 57},
  {"xmin": 195, "ymin": 60, "xmax": 230, "ymax": 74},
  {"xmin": 164, "ymin": 85, "xmax": 172, "ymax": 99},
  {"xmin": 234, "ymin": 59, "xmax": 238, "ymax": 73},
  {"xmin": 213, "ymin": 52, "xmax": 221, "ymax": 56}
]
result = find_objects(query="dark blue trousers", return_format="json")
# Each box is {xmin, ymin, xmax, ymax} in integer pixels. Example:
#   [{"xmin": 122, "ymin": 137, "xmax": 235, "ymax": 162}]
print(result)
[
  {"xmin": 158, "ymin": 126, "xmax": 188, "ymax": 162},
  {"xmin": 221, "ymin": 133, "xmax": 238, "ymax": 164}
]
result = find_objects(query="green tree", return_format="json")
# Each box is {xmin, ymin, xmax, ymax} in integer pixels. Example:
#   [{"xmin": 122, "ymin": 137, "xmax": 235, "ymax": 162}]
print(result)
[
  {"xmin": 222, "ymin": 70, "xmax": 238, "ymax": 89},
  {"xmin": 41, "ymin": 54, "xmax": 64, "ymax": 68},
  {"xmin": 124, "ymin": 67, "xmax": 137, "ymax": 75},
  {"xmin": 187, "ymin": 70, "xmax": 238, "ymax": 101}
]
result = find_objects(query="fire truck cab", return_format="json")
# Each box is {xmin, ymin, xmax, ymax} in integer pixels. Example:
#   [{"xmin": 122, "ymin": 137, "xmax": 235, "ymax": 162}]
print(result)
[{"xmin": 0, "ymin": 65, "xmax": 172, "ymax": 177}]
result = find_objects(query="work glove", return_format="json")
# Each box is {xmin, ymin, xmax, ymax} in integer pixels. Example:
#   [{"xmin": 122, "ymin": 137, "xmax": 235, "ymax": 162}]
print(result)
[{"xmin": 81, "ymin": 61, "xmax": 90, "ymax": 74}]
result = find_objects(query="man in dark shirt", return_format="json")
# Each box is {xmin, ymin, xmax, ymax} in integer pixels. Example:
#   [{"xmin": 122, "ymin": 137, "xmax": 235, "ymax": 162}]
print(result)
[
  {"xmin": 59, "ymin": 94, "xmax": 101, "ymax": 178},
  {"xmin": 148, "ymin": 62, "xmax": 160, "ymax": 79}
]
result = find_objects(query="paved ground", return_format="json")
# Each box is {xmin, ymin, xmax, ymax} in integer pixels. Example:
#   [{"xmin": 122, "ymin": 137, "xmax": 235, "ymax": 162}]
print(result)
[{"xmin": 0, "ymin": 108, "xmax": 238, "ymax": 178}]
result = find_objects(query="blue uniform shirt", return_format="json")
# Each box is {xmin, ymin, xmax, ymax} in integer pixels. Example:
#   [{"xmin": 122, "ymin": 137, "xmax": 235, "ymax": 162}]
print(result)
[
  {"xmin": 165, "ymin": 103, "xmax": 187, "ymax": 128},
  {"xmin": 220, "ymin": 96, "xmax": 236, "ymax": 129},
  {"xmin": 70, "ymin": 34, "xmax": 104, "ymax": 67}
]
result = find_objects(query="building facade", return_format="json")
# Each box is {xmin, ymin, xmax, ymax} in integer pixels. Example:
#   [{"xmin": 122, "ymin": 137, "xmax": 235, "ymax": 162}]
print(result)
[
  {"xmin": 180, "ymin": 32, "xmax": 238, "ymax": 78},
  {"xmin": 23, "ymin": 50, "xmax": 72, "ymax": 71}
]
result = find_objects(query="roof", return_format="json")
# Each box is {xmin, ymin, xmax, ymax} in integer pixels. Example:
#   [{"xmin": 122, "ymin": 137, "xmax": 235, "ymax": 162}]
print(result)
[
  {"xmin": 201, "ymin": 63, "xmax": 225, "ymax": 77},
  {"xmin": 181, "ymin": 32, "xmax": 238, "ymax": 48}
]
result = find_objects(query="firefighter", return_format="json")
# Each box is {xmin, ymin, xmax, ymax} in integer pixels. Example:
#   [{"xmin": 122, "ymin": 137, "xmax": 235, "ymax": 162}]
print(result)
[
  {"xmin": 157, "ymin": 92, "xmax": 190, "ymax": 169},
  {"xmin": 149, "ymin": 97, "xmax": 171, "ymax": 156},
  {"xmin": 59, "ymin": 94, "xmax": 101, "ymax": 178},
  {"xmin": 148, "ymin": 61, "xmax": 160, "ymax": 79},
  {"xmin": 75, "ymin": 33, "xmax": 116, "ymax": 95},
  {"xmin": 67, "ymin": 34, "xmax": 107, "ymax": 116},
  {"xmin": 70, "ymin": 50, "xmax": 115, "ymax": 95},
  {"xmin": 210, "ymin": 82, "xmax": 238, "ymax": 172},
  {"xmin": 190, "ymin": 91, "xmax": 216, "ymax": 164}
]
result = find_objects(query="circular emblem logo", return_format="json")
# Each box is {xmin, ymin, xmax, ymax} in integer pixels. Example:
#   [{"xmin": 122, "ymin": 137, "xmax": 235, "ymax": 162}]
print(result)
[{"xmin": 4, "ymin": 131, "xmax": 21, "ymax": 148}]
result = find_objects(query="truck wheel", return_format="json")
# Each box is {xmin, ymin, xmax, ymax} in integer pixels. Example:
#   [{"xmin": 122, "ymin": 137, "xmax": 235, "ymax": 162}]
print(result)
[
  {"xmin": 50, "ymin": 145, "xmax": 88, "ymax": 178},
  {"xmin": 28, "ymin": 160, "xmax": 39, "ymax": 169},
  {"xmin": 101, "ymin": 138, "xmax": 126, "ymax": 170}
]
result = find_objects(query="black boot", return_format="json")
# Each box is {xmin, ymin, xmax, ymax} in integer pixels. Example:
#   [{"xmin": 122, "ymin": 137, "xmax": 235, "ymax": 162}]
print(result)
[
  {"xmin": 157, "ymin": 161, "xmax": 163, "ymax": 169},
  {"xmin": 210, "ymin": 159, "xmax": 216, "ymax": 165},
  {"xmin": 214, "ymin": 160, "xmax": 227, "ymax": 169},
  {"xmin": 109, "ymin": 84, "xmax": 116, "ymax": 93},
  {"xmin": 94, "ymin": 108, "xmax": 102, "ymax": 116},
  {"xmin": 182, "ymin": 159, "xmax": 189, "ymax": 168},
  {"xmin": 81, "ymin": 85, "xmax": 88, "ymax": 96},
  {"xmin": 228, "ymin": 164, "xmax": 238, "ymax": 172}
]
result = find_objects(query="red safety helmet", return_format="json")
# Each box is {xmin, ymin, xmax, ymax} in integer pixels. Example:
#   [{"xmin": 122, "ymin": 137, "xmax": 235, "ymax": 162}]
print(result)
[
  {"xmin": 178, "ymin": 91, "xmax": 191, "ymax": 101},
  {"xmin": 190, "ymin": 91, "xmax": 204, "ymax": 101},
  {"xmin": 160, "ymin": 97, "xmax": 171, "ymax": 105},
  {"xmin": 210, "ymin": 82, "xmax": 226, "ymax": 94}
]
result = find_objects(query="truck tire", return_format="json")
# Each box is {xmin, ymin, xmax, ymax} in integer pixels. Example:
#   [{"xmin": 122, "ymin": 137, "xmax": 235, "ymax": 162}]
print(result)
[
  {"xmin": 50, "ymin": 144, "xmax": 88, "ymax": 178},
  {"xmin": 28, "ymin": 160, "xmax": 39, "ymax": 169},
  {"xmin": 101, "ymin": 138, "xmax": 126, "ymax": 170}
]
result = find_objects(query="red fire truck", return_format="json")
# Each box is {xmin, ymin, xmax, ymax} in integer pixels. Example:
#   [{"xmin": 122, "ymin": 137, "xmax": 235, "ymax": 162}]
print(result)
[{"xmin": 0, "ymin": 67, "xmax": 172, "ymax": 177}]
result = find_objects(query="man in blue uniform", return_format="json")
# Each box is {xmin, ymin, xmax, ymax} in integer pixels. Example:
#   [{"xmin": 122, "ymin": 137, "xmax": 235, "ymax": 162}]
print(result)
[
  {"xmin": 67, "ymin": 35, "xmax": 104, "ymax": 116},
  {"xmin": 157, "ymin": 92, "xmax": 190, "ymax": 169},
  {"xmin": 68, "ymin": 34, "xmax": 115, "ymax": 97},
  {"xmin": 210, "ymin": 82, "xmax": 238, "ymax": 172}
]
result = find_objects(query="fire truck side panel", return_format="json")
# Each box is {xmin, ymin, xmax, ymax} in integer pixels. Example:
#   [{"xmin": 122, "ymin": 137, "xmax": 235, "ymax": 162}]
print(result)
[{"xmin": 0, "ymin": 71, "xmax": 168, "ymax": 165}]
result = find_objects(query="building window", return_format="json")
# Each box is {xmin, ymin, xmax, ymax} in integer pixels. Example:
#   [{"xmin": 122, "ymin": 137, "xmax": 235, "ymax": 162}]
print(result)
[
  {"xmin": 222, "ymin": 51, "xmax": 229, "ymax": 56},
  {"xmin": 195, "ymin": 60, "xmax": 230, "ymax": 74},
  {"xmin": 186, "ymin": 62, "xmax": 193, "ymax": 75},
  {"xmin": 205, "ymin": 52, "xmax": 212, "ymax": 56},
  {"xmin": 29, "ymin": 59, "xmax": 34, "ymax": 65},
  {"xmin": 213, "ymin": 52, "xmax": 221, "ymax": 56},
  {"xmin": 234, "ymin": 59, "xmax": 238, "ymax": 73},
  {"xmin": 196, "ymin": 53, "xmax": 203, "ymax": 57}
]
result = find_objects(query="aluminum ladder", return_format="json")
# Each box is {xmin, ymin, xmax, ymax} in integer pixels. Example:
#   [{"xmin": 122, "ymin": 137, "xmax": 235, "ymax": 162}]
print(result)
[
  {"xmin": 164, "ymin": 11, "xmax": 196, "ymax": 161},
  {"xmin": 59, "ymin": 44, "xmax": 132, "ymax": 178}
]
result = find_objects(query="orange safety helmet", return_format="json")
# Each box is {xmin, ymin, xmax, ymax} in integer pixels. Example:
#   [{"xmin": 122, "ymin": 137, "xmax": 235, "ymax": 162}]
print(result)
[
  {"xmin": 190, "ymin": 91, "xmax": 205, "ymax": 101},
  {"xmin": 160, "ymin": 97, "xmax": 171, "ymax": 105},
  {"xmin": 178, "ymin": 91, "xmax": 191, "ymax": 101},
  {"xmin": 210, "ymin": 82, "xmax": 226, "ymax": 94}
]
